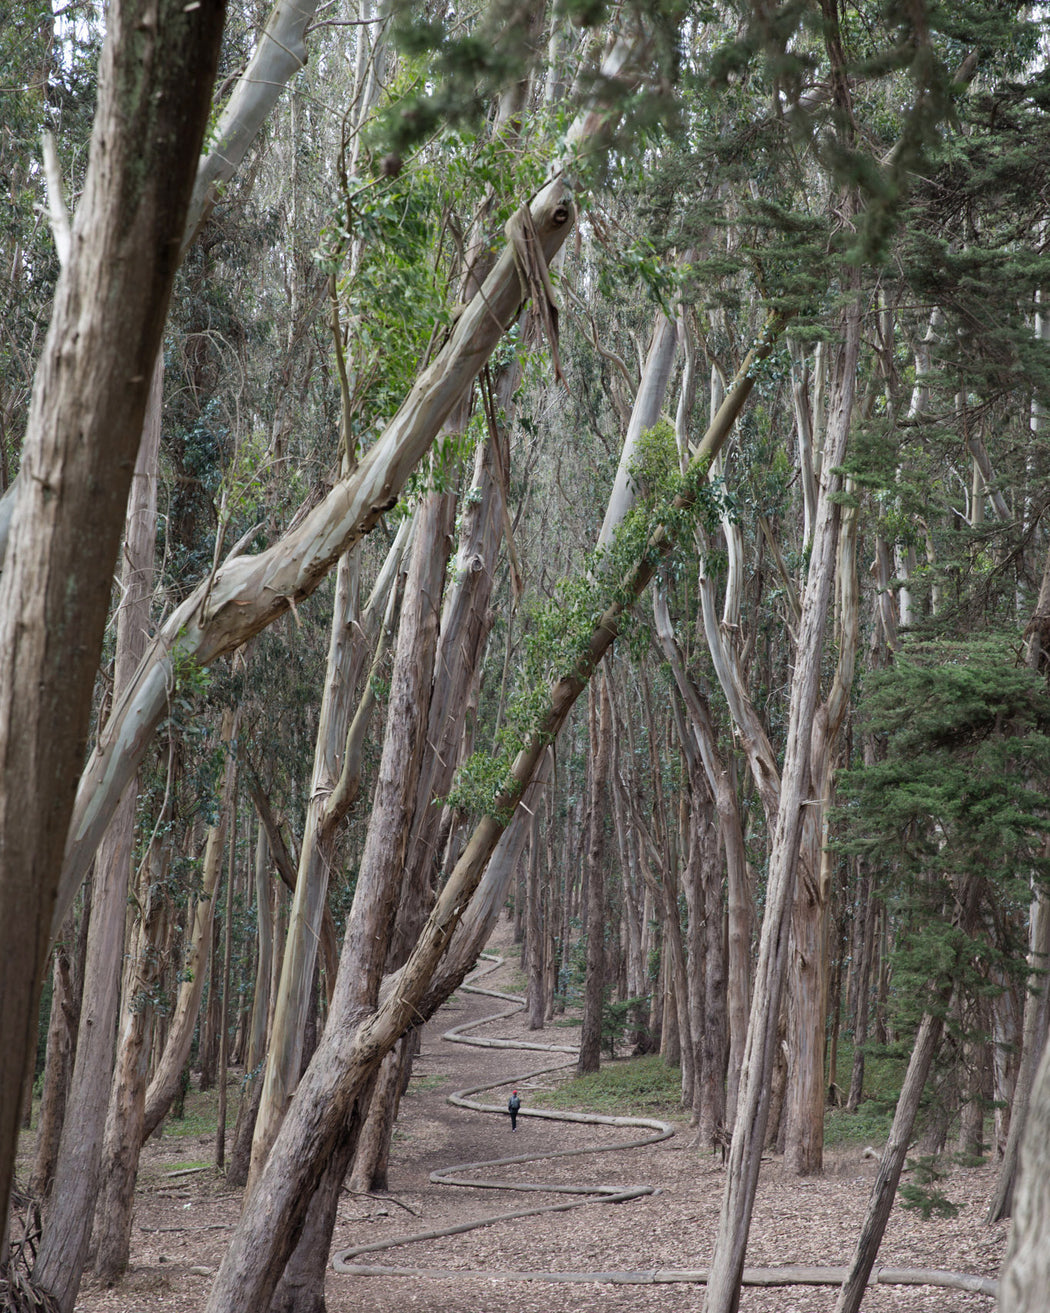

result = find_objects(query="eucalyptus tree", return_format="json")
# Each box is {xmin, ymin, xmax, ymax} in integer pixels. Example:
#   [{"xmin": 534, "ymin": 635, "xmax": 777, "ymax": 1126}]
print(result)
[{"xmin": 0, "ymin": 0, "xmax": 226, "ymax": 1246}]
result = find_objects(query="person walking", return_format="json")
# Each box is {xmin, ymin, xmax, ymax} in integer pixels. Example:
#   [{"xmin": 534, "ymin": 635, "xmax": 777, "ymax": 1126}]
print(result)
[{"xmin": 508, "ymin": 1089, "xmax": 521, "ymax": 1131}]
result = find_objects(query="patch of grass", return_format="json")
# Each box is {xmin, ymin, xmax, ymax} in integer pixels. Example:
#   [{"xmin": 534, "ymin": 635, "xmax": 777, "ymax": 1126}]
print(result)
[
  {"xmin": 823, "ymin": 1036, "xmax": 906, "ymax": 1148},
  {"xmin": 552, "ymin": 1017, "xmax": 581, "ymax": 1028},
  {"xmin": 164, "ymin": 1159, "xmax": 211, "ymax": 1172},
  {"xmin": 158, "ymin": 1080, "xmax": 234, "ymax": 1138},
  {"xmin": 161, "ymin": 1108, "xmax": 219, "ymax": 1138},
  {"xmin": 825, "ymin": 1101, "xmax": 896, "ymax": 1148},
  {"xmin": 408, "ymin": 1074, "xmax": 448, "ymax": 1093},
  {"xmin": 532, "ymin": 1055, "xmax": 683, "ymax": 1118}
]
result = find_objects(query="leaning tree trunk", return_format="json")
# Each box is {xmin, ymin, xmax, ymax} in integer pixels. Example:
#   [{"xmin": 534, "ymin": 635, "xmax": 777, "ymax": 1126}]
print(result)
[
  {"xmin": 264, "ymin": 485, "xmax": 452, "ymax": 1311},
  {"xmin": 653, "ymin": 589, "xmax": 750, "ymax": 1127},
  {"xmin": 834, "ymin": 1003, "xmax": 949, "ymax": 1313},
  {"xmin": 0, "ymin": 0, "xmax": 225, "ymax": 1236}
]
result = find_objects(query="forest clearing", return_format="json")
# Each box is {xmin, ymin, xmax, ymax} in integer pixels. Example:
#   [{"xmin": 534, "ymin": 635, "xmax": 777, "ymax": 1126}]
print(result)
[{"xmin": 6, "ymin": 0, "xmax": 1050, "ymax": 1310}]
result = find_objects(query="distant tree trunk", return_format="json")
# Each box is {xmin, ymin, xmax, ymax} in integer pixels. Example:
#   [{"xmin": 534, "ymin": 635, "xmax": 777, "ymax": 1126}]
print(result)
[
  {"xmin": 92, "ymin": 835, "xmax": 173, "ymax": 1284},
  {"xmin": 847, "ymin": 867, "xmax": 877, "ymax": 1112},
  {"xmin": 216, "ymin": 793, "xmax": 239, "ymax": 1170},
  {"xmin": 526, "ymin": 832, "xmax": 545, "ymax": 1030},
  {"xmin": 30, "ymin": 917, "xmax": 78, "ymax": 1199},
  {"xmin": 579, "ymin": 676, "xmax": 611, "ymax": 1075},
  {"xmin": 700, "ymin": 807, "xmax": 727, "ymax": 1140},
  {"xmin": 199, "ymin": 913, "xmax": 223, "ymax": 1093},
  {"xmin": 227, "ymin": 820, "xmax": 274, "ymax": 1188},
  {"xmin": 142, "ymin": 706, "xmax": 241, "ymax": 1138},
  {"xmin": 989, "ymin": 545, "xmax": 1050, "ymax": 1220}
]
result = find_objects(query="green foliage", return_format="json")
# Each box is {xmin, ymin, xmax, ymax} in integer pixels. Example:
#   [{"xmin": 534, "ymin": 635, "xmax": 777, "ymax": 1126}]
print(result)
[
  {"xmin": 838, "ymin": 634, "xmax": 1050, "ymax": 1030},
  {"xmin": 445, "ymin": 439, "xmax": 727, "ymax": 818},
  {"xmin": 898, "ymin": 1156, "xmax": 961, "ymax": 1220},
  {"xmin": 601, "ymin": 992, "xmax": 648, "ymax": 1059}
]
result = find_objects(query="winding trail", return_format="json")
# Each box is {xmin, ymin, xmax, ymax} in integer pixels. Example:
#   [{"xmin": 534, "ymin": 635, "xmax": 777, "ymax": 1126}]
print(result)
[{"xmin": 330, "ymin": 955, "xmax": 997, "ymax": 1300}]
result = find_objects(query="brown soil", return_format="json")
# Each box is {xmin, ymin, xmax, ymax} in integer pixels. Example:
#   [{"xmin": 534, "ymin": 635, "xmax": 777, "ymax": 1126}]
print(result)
[{"xmin": 33, "ymin": 921, "xmax": 1008, "ymax": 1313}]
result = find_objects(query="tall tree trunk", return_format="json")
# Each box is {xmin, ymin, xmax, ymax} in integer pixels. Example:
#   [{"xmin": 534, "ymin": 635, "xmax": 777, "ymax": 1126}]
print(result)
[
  {"xmin": 32, "ymin": 360, "xmax": 164, "ymax": 1306},
  {"xmin": 266, "ymin": 477, "xmax": 451, "ymax": 1307},
  {"xmin": 999, "ymin": 1023, "xmax": 1050, "ymax": 1311},
  {"xmin": 227, "ymin": 820, "xmax": 275, "ymax": 1188},
  {"xmin": 784, "ymin": 477, "xmax": 859, "ymax": 1175},
  {"xmin": 92, "ymin": 708, "xmax": 238, "ymax": 1282},
  {"xmin": 0, "ymin": 0, "xmax": 224, "ymax": 1238},
  {"xmin": 653, "ymin": 590, "xmax": 750, "ymax": 1126},
  {"xmin": 703, "ymin": 289, "xmax": 860, "ymax": 1313},
  {"xmin": 579, "ymin": 676, "xmax": 611, "ymax": 1075},
  {"xmin": 525, "ymin": 831, "xmax": 545, "ymax": 1030},
  {"xmin": 989, "ymin": 542, "xmax": 1050, "ymax": 1219},
  {"xmin": 216, "ymin": 792, "xmax": 239, "ymax": 1170},
  {"xmin": 846, "ymin": 867, "xmax": 877, "ymax": 1113}
]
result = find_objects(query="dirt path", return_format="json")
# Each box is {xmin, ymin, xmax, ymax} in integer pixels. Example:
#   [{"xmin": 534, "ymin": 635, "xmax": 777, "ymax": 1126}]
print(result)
[{"xmin": 66, "ymin": 920, "xmax": 1009, "ymax": 1312}]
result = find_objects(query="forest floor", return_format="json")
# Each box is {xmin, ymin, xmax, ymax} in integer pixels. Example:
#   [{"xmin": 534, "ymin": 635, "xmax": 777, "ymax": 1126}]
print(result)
[{"xmin": 23, "ymin": 917, "xmax": 1009, "ymax": 1313}]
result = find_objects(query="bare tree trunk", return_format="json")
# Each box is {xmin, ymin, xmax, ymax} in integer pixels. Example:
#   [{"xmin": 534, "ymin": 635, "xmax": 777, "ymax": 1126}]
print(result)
[
  {"xmin": 92, "ymin": 836, "xmax": 173, "ymax": 1284},
  {"xmin": 834, "ymin": 1006, "xmax": 948, "ymax": 1313},
  {"xmin": 999, "ymin": 1024, "xmax": 1050, "ymax": 1311},
  {"xmin": 989, "ymin": 886, "xmax": 1050, "ymax": 1220},
  {"xmin": 0, "ymin": 0, "xmax": 224, "ymax": 1239},
  {"xmin": 526, "ymin": 831, "xmax": 545, "ymax": 1030},
  {"xmin": 703, "ymin": 289, "xmax": 860, "ymax": 1313},
  {"xmin": 142, "ymin": 706, "xmax": 241, "ymax": 1138},
  {"xmin": 216, "ymin": 793, "xmax": 239, "ymax": 1170},
  {"xmin": 199, "ymin": 914, "xmax": 223, "ymax": 1093},
  {"xmin": 227, "ymin": 821, "xmax": 275, "ymax": 1188},
  {"xmin": 30, "ymin": 918, "xmax": 78, "ymax": 1199},
  {"xmin": 262, "ymin": 488, "xmax": 453, "ymax": 1303},
  {"xmin": 784, "ymin": 477, "xmax": 859, "ymax": 1176},
  {"xmin": 578, "ymin": 676, "xmax": 610, "ymax": 1075},
  {"xmin": 847, "ymin": 868, "xmax": 877, "ymax": 1113},
  {"xmin": 33, "ymin": 360, "xmax": 163, "ymax": 1303},
  {"xmin": 653, "ymin": 591, "xmax": 749, "ymax": 1126},
  {"xmin": 989, "ymin": 546, "xmax": 1050, "ymax": 1219}
]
